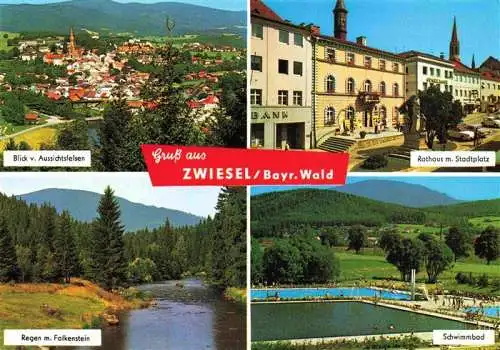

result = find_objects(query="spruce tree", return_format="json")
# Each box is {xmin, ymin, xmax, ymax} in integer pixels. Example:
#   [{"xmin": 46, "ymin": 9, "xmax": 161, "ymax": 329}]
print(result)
[
  {"xmin": 0, "ymin": 218, "xmax": 19, "ymax": 282},
  {"xmin": 91, "ymin": 187, "xmax": 128, "ymax": 289},
  {"xmin": 54, "ymin": 211, "xmax": 79, "ymax": 283},
  {"xmin": 210, "ymin": 187, "xmax": 246, "ymax": 288},
  {"xmin": 98, "ymin": 97, "xmax": 133, "ymax": 171}
]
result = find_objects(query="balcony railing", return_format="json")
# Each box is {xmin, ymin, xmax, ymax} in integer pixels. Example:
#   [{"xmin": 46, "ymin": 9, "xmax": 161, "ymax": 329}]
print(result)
[{"xmin": 358, "ymin": 91, "xmax": 380, "ymax": 104}]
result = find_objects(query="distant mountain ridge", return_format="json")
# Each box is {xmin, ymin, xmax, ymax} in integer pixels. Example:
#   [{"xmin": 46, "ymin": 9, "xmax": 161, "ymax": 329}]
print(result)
[
  {"xmin": 18, "ymin": 188, "xmax": 203, "ymax": 231},
  {"xmin": 333, "ymin": 180, "xmax": 461, "ymax": 207},
  {"xmin": 0, "ymin": 0, "xmax": 246, "ymax": 35}
]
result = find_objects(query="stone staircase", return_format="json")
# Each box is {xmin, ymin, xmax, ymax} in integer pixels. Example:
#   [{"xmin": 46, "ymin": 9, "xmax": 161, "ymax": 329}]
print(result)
[
  {"xmin": 318, "ymin": 137, "xmax": 357, "ymax": 153},
  {"xmin": 388, "ymin": 146, "xmax": 413, "ymax": 161}
]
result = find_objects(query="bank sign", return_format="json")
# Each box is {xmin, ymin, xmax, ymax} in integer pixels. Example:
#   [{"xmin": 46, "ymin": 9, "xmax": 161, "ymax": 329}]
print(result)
[{"xmin": 251, "ymin": 110, "xmax": 289, "ymax": 120}]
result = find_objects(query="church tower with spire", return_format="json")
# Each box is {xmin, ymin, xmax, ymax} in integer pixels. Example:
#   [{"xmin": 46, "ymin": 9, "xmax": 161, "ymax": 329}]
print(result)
[
  {"xmin": 333, "ymin": 0, "xmax": 348, "ymax": 40},
  {"xmin": 69, "ymin": 27, "xmax": 76, "ymax": 57},
  {"xmin": 449, "ymin": 17, "xmax": 460, "ymax": 62},
  {"xmin": 471, "ymin": 54, "xmax": 476, "ymax": 69}
]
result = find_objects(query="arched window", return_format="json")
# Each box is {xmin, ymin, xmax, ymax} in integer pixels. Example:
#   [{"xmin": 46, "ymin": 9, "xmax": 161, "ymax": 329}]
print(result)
[
  {"xmin": 379, "ymin": 82, "xmax": 386, "ymax": 96},
  {"xmin": 364, "ymin": 80, "xmax": 372, "ymax": 92},
  {"xmin": 347, "ymin": 78, "xmax": 355, "ymax": 94},
  {"xmin": 324, "ymin": 107, "xmax": 335, "ymax": 125},
  {"xmin": 326, "ymin": 75, "xmax": 336, "ymax": 93},
  {"xmin": 393, "ymin": 83, "xmax": 399, "ymax": 97}
]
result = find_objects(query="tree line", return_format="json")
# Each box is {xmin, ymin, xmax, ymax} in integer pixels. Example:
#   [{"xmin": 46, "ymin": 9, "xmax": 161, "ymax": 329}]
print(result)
[{"xmin": 0, "ymin": 186, "xmax": 246, "ymax": 290}]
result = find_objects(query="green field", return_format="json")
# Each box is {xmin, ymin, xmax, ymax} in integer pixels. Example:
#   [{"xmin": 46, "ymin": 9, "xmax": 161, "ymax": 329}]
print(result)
[
  {"xmin": 469, "ymin": 216, "xmax": 500, "ymax": 229},
  {"xmin": 333, "ymin": 248, "xmax": 500, "ymax": 295},
  {"xmin": 0, "ymin": 32, "xmax": 18, "ymax": 51},
  {"xmin": 0, "ymin": 125, "xmax": 58, "ymax": 150}
]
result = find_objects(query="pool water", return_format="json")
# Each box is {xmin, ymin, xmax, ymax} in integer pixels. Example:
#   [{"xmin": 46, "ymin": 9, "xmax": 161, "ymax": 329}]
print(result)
[
  {"xmin": 251, "ymin": 287, "xmax": 412, "ymax": 301},
  {"xmin": 465, "ymin": 306, "xmax": 500, "ymax": 318},
  {"xmin": 252, "ymin": 302, "xmax": 473, "ymax": 341}
]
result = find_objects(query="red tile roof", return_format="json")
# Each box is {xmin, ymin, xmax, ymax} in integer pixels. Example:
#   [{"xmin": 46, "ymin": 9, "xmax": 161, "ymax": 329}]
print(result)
[
  {"xmin": 480, "ymin": 56, "xmax": 500, "ymax": 72},
  {"xmin": 251, "ymin": 0, "xmax": 283, "ymax": 22},
  {"xmin": 451, "ymin": 59, "xmax": 479, "ymax": 75},
  {"xmin": 481, "ymin": 70, "xmax": 500, "ymax": 82},
  {"xmin": 25, "ymin": 112, "xmax": 39, "ymax": 121}
]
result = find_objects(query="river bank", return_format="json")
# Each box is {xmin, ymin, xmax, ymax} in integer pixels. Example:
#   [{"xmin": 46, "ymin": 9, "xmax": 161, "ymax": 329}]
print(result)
[{"xmin": 0, "ymin": 279, "xmax": 151, "ymax": 349}]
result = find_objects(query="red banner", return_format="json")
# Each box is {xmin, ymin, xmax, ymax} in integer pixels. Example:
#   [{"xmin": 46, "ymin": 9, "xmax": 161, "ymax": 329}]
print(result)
[{"xmin": 141, "ymin": 145, "xmax": 349, "ymax": 186}]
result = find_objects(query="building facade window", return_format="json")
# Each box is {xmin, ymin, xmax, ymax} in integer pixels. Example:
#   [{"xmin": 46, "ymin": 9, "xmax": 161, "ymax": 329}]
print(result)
[
  {"xmin": 423, "ymin": 66, "xmax": 428, "ymax": 75},
  {"xmin": 436, "ymin": 69, "xmax": 441, "ymax": 77},
  {"xmin": 278, "ymin": 59, "xmax": 288, "ymax": 74},
  {"xmin": 293, "ymin": 91, "xmax": 303, "ymax": 106},
  {"xmin": 364, "ymin": 56, "xmax": 372, "ymax": 68},
  {"xmin": 347, "ymin": 52, "xmax": 355, "ymax": 65},
  {"xmin": 379, "ymin": 60, "xmax": 386, "ymax": 71},
  {"xmin": 294, "ymin": 33, "xmax": 303, "ymax": 47},
  {"xmin": 326, "ymin": 48, "xmax": 335, "ymax": 62},
  {"xmin": 326, "ymin": 75, "xmax": 336, "ymax": 93},
  {"xmin": 379, "ymin": 81, "xmax": 386, "ymax": 96},
  {"xmin": 347, "ymin": 78, "xmax": 355, "ymax": 94},
  {"xmin": 393, "ymin": 63, "xmax": 399, "ymax": 72},
  {"xmin": 278, "ymin": 90, "xmax": 288, "ymax": 105},
  {"xmin": 279, "ymin": 30, "xmax": 289, "ymax": 44},
  {"xmin": 250, "ymin": 89, "xmax": 262, "ymax": 105},
  {"xmin": 252, "ymin": 23, "xmax": 263, "ymax": 39},
  {"xmin": 293, "ymin": 61, "xmax": 303, "ymax": 76},
  {"xmin": 364, "ymin": 80, "xmax": 372, "ymax": 92},
  {"xmin": 430, "ymin": 67, "xmax": 434, "ymax": 76},
  {"xmin": 393, "ymin": 83, "xmax": 399, "ymax": 97},
  {"xmin": 325, "ymin": 107, "xmax": 335, "ymax": 125},
  {"xmin": 251, "ymin": 55, "xmax": 262, "ymax": 71}
]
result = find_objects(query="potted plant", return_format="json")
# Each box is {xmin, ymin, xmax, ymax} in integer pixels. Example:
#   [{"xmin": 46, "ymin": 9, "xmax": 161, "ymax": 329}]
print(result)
[{"xmin": 360, "ymin": 131, "xmax": 367, "ymax": 139}]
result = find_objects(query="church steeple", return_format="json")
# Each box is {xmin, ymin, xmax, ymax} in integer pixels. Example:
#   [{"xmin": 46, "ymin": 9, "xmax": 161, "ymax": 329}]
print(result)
[
  {"xmin": 471, "ymin": 54, "xmax": 476, "ymax": 69},
  {"xmin": 333, "ymin": 0, "xmax": 348, "ymax": 40},
  {"xmin": 449, "ymin": 16, "xmax": 460, "ymax": 61},
  {"xmin": 69, "ymin": 27, "xmax": 76, "ymax": 56}
]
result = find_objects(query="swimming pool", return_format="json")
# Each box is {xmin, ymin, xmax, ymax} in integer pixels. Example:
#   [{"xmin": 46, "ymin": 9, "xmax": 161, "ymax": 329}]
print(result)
[
  {"xmin": 251, "ymin": 287, "xmax": 412, "ymax": 301},
  {"xmin": 252, "ymin": 302, "xmax": 472, "ymax": 341},
  {"xmin": 465, "ymin": 306, "xmax": 500, "ymax": 318}
]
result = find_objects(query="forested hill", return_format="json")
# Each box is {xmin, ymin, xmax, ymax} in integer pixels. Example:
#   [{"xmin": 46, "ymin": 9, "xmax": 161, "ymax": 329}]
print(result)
[
  {"xmin": 333, "ymin": 180, "xmax": 460, "ymax": 207},
  {"xmin": 0, "ymin": 0, "xmax": 246, "ymax": 35},
  {"xmin": 423, "ymin": 199, "xmax": 500, "ymax": 217},
  {"xmin": 19, "ymin": 188, "xmax": 202, "ymax": 231},
  {"xmin": 251, "ymin": 189, "xmax": 500, "ymax": 238}
]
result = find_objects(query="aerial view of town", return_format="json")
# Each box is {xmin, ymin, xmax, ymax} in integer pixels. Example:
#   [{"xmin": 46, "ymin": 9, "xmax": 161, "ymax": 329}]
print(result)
[
  {"xmin": 250, "ymin": 0, "xmax": 500, "ymax": 172},
  {"xmin": 0, "ymin": 0, "xmax": 246, "ymax": 170}
]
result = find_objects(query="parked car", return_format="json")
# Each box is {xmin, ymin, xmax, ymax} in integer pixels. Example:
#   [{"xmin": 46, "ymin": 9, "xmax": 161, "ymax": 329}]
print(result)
[
  {"xmin": 448, "ymin": 129, "xmax": 474, "ymax": 141},
  {"xmin": 458, "ymin": 123, "xmax": 490, "ymax": 138},
  {"xmin": 482, "ymin": 117, "xmax": 500, "ymax": 128}
]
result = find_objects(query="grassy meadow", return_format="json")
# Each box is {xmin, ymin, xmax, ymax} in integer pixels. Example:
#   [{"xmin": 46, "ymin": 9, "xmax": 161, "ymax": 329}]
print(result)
[
  {"xmin": 333, "ymin": 248, "xmax": 500, "ymax": 295},
  {"xmin": 0, "ymin": 279, "xmax": 145, "ymax": 350},
  {"xmin": 0, "ymin": 32, "xmax": 18, "ymax": 51},
  {"xmin": 0, "ymin": 125, "xmax": 57, "ymax": 150}
]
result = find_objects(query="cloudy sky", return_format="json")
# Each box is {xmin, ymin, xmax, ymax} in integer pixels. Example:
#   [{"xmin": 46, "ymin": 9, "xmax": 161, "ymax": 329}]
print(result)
[{"xmin": 0, "ymin": 173, "xmax": 221, "ymax": 217}]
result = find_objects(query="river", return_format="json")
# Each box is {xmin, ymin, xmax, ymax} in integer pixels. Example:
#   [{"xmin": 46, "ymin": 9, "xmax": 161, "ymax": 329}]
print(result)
[{"xmin": 68, "ymin": 279, "xmax": 246, "ymax": 350}]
